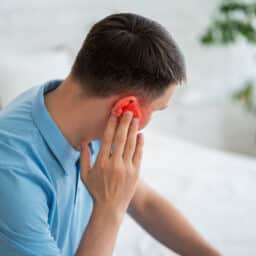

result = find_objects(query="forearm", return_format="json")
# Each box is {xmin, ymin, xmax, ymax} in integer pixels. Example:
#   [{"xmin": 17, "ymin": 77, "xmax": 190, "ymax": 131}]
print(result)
[
  {"xmin": 77, "ymin": 111, "xmax": 143, "ymax": 256},
  {"xmin": 129, "ymin": 182, "xmax": 221, "ymax": 256},
  {"xmin": 76, "ymin": 205, "xmax": 123, "ymax": 256}
]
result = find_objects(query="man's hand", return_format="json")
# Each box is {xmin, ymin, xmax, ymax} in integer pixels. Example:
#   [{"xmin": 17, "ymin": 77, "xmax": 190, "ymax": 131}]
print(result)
[
  {"xmin": 81, "ymin": 110, "xmax": 143, "ymax": 215},
  {"xmin": 76, "ymin": 111, "xmax": 144, "ymax": 256}
]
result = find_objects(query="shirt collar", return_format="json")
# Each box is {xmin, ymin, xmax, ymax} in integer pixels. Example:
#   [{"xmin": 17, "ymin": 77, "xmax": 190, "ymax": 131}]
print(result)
[{"xmin": 32, "ymin": 79, "xmax": 94, "ymax": 175}]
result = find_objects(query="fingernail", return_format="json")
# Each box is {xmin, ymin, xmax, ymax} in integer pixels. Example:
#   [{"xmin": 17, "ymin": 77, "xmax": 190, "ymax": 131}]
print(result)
[
  {"xmin": 81, "ymin": 142, "xmax": 85, "ymax": 150},
  {"xmin": 124, "ymin": 111, "xmax": 133, "ymax": 117},
  {"xmin": 81, "ymin": 142, "xmax": 88, "ymax": 150}
]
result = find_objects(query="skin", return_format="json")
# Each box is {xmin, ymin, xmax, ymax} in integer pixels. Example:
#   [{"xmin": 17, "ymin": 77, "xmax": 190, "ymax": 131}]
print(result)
[
  {"xmin": 45, "ymin": 73, "xmax": 221, "ymax": 256},
  {"xmin": 44, "ymin": 74, "xmax": 173, "ymax": 150}
]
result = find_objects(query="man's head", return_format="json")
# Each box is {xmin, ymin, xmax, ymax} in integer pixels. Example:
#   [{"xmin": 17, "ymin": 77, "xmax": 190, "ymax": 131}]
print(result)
[{"xmin": 70, "ymin": 13, "xmax": 186, "ymax": 132}]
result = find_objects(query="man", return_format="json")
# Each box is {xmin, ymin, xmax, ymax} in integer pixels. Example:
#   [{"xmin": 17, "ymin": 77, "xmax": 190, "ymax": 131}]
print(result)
[{"xmin": 0, "ymin": 13, "xmax": 221, "ymax": 255}]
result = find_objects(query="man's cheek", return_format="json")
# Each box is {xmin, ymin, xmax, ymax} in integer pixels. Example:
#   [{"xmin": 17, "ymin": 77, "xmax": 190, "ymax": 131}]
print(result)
[{"xmin": 138, "ymin": 108, "xmax": 151, "ymax": 130}]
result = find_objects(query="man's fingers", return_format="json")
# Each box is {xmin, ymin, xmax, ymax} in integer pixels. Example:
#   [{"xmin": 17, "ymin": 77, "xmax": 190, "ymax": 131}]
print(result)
[
  {"xmin": 123, "ymin": 117, "xmax": 139, "ymax": 161},
  {"xmin": 80, "ymin": 142, "xmax": 92, "ymax": 181},
  {"xmin": 98, "ymin": 113, "xmax": 118, "ymax": 161},
  {"xmin": 133, "ymin": 133, "xmax": 144, "ymax": 168},
  {"xmin": 112, "ymin": 111, "xmax": 133, "ymax": 160}
]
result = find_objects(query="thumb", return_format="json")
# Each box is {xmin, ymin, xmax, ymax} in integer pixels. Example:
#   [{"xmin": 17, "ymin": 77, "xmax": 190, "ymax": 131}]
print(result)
[{"xmin": 80, "ymin": 141, "xmax": 92, "ymax": 181}]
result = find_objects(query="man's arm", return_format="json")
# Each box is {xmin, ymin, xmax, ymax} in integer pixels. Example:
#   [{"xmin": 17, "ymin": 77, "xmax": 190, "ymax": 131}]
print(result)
[
  {"xmin": 128, "ymin": 179, "xmax": 221, "ymax": 256},
  {"xmin": 77, "ymin": 111, "xmax": 143, "ymax": 256},
  {"xmin": 76, "ymin": 204, "xmax": 123, "ymax": 256}
]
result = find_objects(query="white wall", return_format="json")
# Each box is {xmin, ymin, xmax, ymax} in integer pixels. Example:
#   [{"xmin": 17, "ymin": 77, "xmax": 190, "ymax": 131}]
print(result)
[
  {"xmin": 1, "ymin": 0, "xmax": 256, "ymax": 102},
  {"xmin": 0, "ymin": 0, "xmax": 255, "ymax": 155}
]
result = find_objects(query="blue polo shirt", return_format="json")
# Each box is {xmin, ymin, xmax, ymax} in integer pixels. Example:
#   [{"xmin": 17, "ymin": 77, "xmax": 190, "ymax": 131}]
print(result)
[{"xmin": 0, "ymin": 79, "xmax": 101, "ymax": 255}]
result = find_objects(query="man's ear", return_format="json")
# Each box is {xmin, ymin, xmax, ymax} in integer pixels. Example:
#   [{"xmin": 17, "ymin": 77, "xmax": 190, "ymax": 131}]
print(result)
[{"xmin": 111, "ymin": 96, "xmax": 142, "ymax": 119}]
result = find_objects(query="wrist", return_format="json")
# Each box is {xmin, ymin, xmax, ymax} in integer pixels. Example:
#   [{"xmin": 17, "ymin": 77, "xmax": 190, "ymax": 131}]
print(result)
[{"xmin": 93, "ymin": 203, "xmax": 125, "ymax": 226}]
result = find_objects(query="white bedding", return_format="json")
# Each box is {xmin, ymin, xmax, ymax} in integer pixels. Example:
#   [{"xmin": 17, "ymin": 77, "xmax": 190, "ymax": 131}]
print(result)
[{"xmin": 114, "ymin": 129, "xmax": 256, "ymax": 256}]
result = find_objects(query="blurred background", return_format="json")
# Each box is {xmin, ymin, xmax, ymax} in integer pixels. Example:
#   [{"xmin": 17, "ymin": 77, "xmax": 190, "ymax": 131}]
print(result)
[{"xmin": 0, "ymin": 0, "xmax": 256, "ymax": 255}]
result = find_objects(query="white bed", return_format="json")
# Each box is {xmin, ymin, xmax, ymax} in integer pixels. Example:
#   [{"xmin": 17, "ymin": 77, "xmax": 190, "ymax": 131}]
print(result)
[{"xmin": 114, "ymin": 129, "xmax": 256, "ymax": 256}]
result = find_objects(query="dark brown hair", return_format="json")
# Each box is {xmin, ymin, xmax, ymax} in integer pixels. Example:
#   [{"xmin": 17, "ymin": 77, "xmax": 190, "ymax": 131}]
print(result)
[{"xmin": 71, "ymin": 13, "xmax": 186, "ymax": 103}]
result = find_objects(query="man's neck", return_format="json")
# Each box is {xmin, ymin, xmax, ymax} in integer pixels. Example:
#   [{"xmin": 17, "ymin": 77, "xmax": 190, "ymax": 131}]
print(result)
[{"xmin": 44, "ymin": 76, "xmax": 96, "ymax": 151}]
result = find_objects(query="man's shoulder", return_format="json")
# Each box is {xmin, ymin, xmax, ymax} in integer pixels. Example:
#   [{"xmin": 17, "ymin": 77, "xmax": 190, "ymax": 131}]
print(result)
[
  {"xmin": 0, "ymin": 84, "xmax": 40, "ymax": 128},
  {"xmin": 0, "ymin": 84, "xmax": 44, "ymax": 171}
]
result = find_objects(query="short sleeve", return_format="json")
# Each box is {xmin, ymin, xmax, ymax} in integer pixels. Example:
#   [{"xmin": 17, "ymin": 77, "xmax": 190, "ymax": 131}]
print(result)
[{"xmin": 0, "ymin": 166, "xmax": 61, "ymax": 256}]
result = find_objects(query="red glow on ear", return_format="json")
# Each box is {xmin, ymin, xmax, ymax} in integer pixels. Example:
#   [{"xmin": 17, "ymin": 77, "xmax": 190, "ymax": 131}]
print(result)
[
  {"xmin": 111, "ymin": 96, "xmax": 145, "ymax": 128},
  {"xmin": 121, "ymin": 104, "xmax": 142, "ymax": 119}
]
